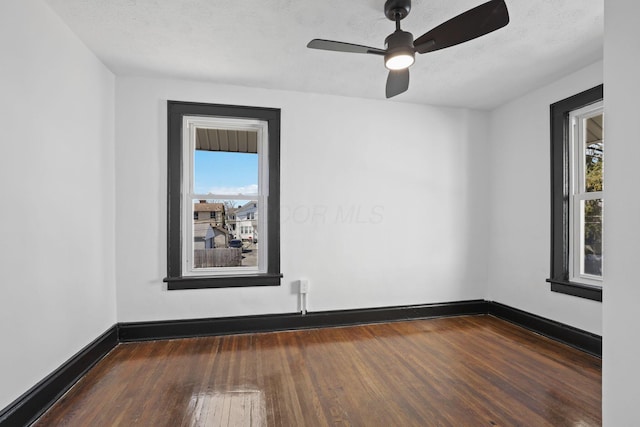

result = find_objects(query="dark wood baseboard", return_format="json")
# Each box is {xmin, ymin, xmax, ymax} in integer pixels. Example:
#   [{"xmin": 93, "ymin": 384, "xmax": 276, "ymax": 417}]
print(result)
[
  {"xmin": 119, "ymin": 301, "xmax": 601, "ymax": 357},
  {"xmin": 118, "ymin": 300, "xmax": 488, "ymax": 342},
  {"xmin": 0, "ymin": 326, "xmax": 118, "ymax": 427},
  {"xmin": 487, "ymin": 301, "xmax": 602, "ymax": 357}
]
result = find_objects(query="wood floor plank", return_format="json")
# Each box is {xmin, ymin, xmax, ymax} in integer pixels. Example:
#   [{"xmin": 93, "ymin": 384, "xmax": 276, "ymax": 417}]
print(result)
[{"xmin": 32, "ymin": 315, "xmax": 601, "ymax": 426}]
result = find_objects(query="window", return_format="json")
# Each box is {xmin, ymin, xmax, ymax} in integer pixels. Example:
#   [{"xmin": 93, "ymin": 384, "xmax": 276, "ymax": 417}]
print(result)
[
  {"xmin": 165, "ymin": 101, "xmax": 281, "ymax": 290},
  {"xmin": 548, "ymin": 85, "xmax": 603, "ymax": 301},
  {"xmin": 569, "ymin": 103, "xmax": 603, "ymax": 284}
]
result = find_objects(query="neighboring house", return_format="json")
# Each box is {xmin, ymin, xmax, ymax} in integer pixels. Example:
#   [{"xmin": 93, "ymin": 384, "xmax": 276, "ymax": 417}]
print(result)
[
  {"xmin": 193, "ymin": 201, "xmax": 225, "ymax": 228},
  {"xmin": 234, "ymin": 201, "xmax": 258, "ymax": 242},
  {"xmin": 193, "ymin": 200, "xmax": 228, "ymax": 247},
  {"xmin": 193, "ymin": 223, "xmax": 228, "ymax": 249}
]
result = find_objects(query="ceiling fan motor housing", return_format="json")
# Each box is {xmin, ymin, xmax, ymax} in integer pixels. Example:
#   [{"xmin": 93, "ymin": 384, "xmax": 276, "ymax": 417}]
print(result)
[{"xmin": 384, "ymin": 30, "xmax": 415, "ymax": 69}]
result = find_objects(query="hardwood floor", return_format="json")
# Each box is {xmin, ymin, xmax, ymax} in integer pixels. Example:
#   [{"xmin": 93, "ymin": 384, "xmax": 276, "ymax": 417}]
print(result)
[{"xmin": 33, "ymin": 315, "xmax": 601, "ymax": 426}]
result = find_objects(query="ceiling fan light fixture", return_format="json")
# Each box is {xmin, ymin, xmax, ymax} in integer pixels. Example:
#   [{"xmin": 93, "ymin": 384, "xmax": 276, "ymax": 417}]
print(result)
[
  {"xmin": 385, "ymin": 51, "xmax": 415, "ymax": 70},
  {"xmin": 384, "ymin": 29, "xmax": 415, "ymax": 70}
]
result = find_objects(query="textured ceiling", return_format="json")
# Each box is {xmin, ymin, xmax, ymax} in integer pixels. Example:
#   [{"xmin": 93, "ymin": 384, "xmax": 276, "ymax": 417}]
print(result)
[{"xmin": 44, "ymin": 0, "xmax": 603, "ymax": 109}]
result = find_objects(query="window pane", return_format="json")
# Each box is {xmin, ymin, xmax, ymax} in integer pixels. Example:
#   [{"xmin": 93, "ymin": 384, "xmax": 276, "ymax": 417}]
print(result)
[
  {"xmin": 190, "ymin": 127, "xmax": 261, "ymax": 271},
  {"xmin": 192, "ymin": 199, "xmax": 258, "ymax": 269},
  {"xmin": 584, "ymin": 114, "xmax": 603, "ymax": 192},
  {"xmin": 194, "ymin": 149, "xmax": 258, "ymax": 196},
  {"xmin": 582, "ymin": 198, "xmax": 602, "ymax": 277}
]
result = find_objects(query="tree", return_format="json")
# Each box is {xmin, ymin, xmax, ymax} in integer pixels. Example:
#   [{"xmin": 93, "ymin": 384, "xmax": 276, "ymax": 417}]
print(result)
[{"xmin": 583, "ymin": 141, "xmax": 603, "ymax": 267}]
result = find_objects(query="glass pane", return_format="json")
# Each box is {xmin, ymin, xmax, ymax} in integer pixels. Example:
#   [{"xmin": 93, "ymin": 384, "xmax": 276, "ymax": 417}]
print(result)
[
  {"xmin": 584, "ymin": 114, "xmax": 603, "ymax": 192},
  {"xmin": 194, "ymin": 131, "xmax": 258, "ymax": 196},
  {"xmin": 192, "ymin": 199, "xmax": 258, "ymax": 269},
  {"xmin": 191, "ymin": 127, "xmax": 260, "ymax": 270},
  {"xmin": 582, "ymin": 198, "xmax": 602, "ymax": 277}
]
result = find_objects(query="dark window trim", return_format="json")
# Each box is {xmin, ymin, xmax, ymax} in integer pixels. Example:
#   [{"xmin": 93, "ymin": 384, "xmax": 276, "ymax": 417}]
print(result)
[
  {"xmin": 164, "ymin": 101, "xmax": 281, "ymax": 290},
  {"xmin": 548, "ymin": 85, "xmax": 603, "ymax": 302}
]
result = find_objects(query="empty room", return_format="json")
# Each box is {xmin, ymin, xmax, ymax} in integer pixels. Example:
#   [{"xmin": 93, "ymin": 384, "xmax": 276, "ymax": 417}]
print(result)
[{"xmin": 0, "ymin": 0, "xmax": 638, "ymax": 425}]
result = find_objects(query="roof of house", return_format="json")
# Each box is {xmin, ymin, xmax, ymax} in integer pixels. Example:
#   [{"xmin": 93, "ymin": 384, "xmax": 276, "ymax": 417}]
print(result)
[
  {"xmin": 193, "ymin": 223, "xmax": 228, "ymax": 239},
  {"xmin": 194, "ymin": 202, "xmax": 224, "ymax": 213},
  {"xmin": 196, "ymin": 128, "xmax": 258, "ymax": 153},
  {"xmin": 235, "ymin": 201, "xmax": 257, "ymax": 215}
]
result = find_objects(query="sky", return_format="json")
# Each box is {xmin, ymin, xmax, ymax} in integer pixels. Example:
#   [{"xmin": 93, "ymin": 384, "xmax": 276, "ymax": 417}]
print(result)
[{"xmin": 194, "ymin": 150, "xmax": 258, "ymax": 197}]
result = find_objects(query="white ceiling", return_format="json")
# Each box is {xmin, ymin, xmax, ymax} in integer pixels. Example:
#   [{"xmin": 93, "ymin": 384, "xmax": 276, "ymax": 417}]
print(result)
[{"xmin": 44, "ymin": 0, "xmax": 603, "ymax": 110}]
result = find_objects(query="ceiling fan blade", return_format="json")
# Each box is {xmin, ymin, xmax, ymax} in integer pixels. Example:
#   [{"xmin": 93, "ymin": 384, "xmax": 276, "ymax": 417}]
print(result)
[
  {"xmin": 414, "ymin": 0, "xmax": 509, "ymax": 54},
  {"xmin": 307, "ymin": 39, "xmax": 386, "ymax": 56},
  {"xmin": 386, "ymin": 69, "xmax": 409, "ymax": 98}
]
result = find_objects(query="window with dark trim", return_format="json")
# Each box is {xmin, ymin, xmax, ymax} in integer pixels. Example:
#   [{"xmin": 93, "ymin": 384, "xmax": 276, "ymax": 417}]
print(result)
[
  {"xmin": 164, "ymin": 101, "xmax": 281, "ymax": 290},
  {"xmin": 547, "ymin": 85, "xmax": 603, "ymax": 302}
]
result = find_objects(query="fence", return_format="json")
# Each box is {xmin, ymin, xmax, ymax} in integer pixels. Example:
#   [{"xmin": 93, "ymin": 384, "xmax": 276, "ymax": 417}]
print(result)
[{"xmin": 193, "ymin": 248, "xmax": 242, "ymax": 268}]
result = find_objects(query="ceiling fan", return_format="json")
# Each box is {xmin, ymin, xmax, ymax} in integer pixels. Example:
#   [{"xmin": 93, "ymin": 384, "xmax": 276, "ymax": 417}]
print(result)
[{"xmin": 307, "ymin": 0, "xmax": 510, "ymax": 98}]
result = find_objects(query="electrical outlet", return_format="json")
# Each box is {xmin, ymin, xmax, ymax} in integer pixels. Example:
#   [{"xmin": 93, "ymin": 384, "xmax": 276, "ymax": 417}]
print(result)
[{"xmin": 299, "ymin": 279, "xmax": 310, "ymax": 294}]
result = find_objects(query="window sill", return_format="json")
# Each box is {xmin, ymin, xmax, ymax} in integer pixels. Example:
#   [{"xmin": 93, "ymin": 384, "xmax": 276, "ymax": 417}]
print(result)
[
  {"xmin": 164, "ymin": 273, "xmax": 282, "ymax": 290},
  {"xmin": 546, "ymin": 278, "xmax": 602, "ymax": 302}
]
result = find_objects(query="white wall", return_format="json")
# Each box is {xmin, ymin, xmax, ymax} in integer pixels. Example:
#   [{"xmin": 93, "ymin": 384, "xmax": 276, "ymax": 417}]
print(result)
[
  {"xmin": 486, "ymin": 61, "xmax": 603, "ymax": 334},
  {"xmin": 115, "ymin": 77, "xmax": 490, "ymax": 321},
  {"xmin": 602, "ymin": 0, "xmax": 640, "ymax": 423},
  {"xmin": 0, "ymin": 0, "xmax": 116, "ymax": 410}
]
